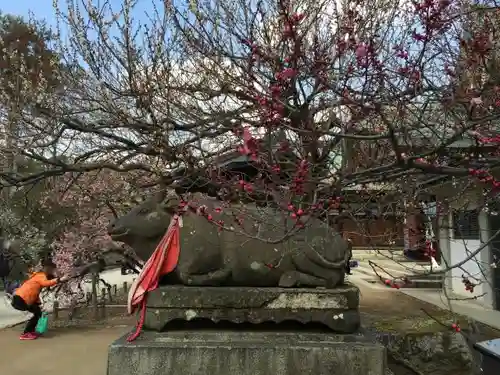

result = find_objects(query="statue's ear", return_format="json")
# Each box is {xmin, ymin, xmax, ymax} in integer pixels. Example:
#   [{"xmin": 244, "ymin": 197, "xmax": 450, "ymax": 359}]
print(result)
[{"xmin": 159, "ymin": 190, "xmax": 181, "ymax": 214}]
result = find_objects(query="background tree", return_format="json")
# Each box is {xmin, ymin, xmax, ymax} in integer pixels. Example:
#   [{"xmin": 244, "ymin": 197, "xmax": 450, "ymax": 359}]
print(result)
[{"xmin": 0, "ymin": 12, "xmax": 61, "ymax": 192}]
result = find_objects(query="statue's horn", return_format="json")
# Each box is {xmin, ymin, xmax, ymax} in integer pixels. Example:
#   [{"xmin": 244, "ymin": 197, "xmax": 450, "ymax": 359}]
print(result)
[{"xmin": 159, "ymin": 189, "xmax": 181, "ymax": 212}]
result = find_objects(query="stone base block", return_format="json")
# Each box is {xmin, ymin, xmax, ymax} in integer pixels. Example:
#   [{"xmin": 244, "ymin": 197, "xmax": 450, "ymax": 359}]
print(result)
[
  {"xmin": 108, "ymin": 330, "xmax": 386, "ymax": 375},
  {"xmin": 145, "ymin": 284, "xmax": 360, "ymax": 333}
]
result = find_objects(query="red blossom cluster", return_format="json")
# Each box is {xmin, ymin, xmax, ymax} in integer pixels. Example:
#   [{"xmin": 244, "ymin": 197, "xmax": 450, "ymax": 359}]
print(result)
[
  {"xmin": 237, "ymin": 127, "xmax": 260, "ymax": 161},
  {"xmin": 478, "ymin": 135, "xmax": 500, "ymax": 144},
  {"xmin": 413, "ymin": 0, "xmax": 453, "ymax": 37},
  {"xmin": 384, "ymin": 279, "xmax": 401, "ymax": 289},
  {"xmin": 237, "ymin": 178, "xmax": 254, "ymax": 193},
  {"xmin": 468, "ymin": 168, "xmax": 500, "ymax": 190},
  {"xmin": 179, "ymin": 201, "xmax": 226, "ymax": 231},
  {"xmin": 291, "ymin": 160, "xmax": 308, "ymax": 196},
  {"xmin": 461, "ymin": 275, "xmax": 476, "ymax": 294},
  {"xmin": 451, "ymin": 322, "xmax": 461, "ymax": 332},
  {"xmin": 423, "ymin": 239, "xmax": 436, "ymax": 258}
]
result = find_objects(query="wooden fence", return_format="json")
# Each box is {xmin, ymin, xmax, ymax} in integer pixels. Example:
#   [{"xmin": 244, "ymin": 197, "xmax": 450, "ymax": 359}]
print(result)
[{"xmin": 51, "ymin": 276, "xmax": 135, "ymax": 321}]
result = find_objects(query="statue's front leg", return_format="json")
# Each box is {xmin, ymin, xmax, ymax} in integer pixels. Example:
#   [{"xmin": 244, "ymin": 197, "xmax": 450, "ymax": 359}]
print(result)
[
  {"xmin": 278, "ymin": 271, "xmax": 326, "ymax": 288},
  {"xmin": 291, "ymin": 251, "xmax": 345, "ymax": 288},
  {"xmin": 178, "ymin": 267, "xmax": 232, "ymax": 286}
]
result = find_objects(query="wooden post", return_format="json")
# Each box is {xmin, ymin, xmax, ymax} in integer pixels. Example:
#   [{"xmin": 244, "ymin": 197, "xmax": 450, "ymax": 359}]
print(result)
[
  {"xmin": 100, "ymin": 302, "xmax": 106, "ymax": 319},
  {"xmin": 113, "ymin": 284, "xmax": 117, "ymax": 296},
  {"xmin": 69, "ymin": 302, "xmax": 76, "ymax": 321},
  {"xmin": 91, "ymin": 272, "xmax": 99, "ymax": 320},
  {"xmin": 86, "ymin": 292, "xmax": 92, "ymax": 304},
  {"xmin": 107, "ymin": 286, "xmax": 113, "ymax": 302},
  {"xmin": 123, "ymin": 281, "xmax": 128, "ymax": 293},
  {"xmin": 100, "ymin": 288, "xmax": 107, "ymax": 319},
  {"xmin": 53, "ymin": 301, "xmax": 59, "ymax": 320}
]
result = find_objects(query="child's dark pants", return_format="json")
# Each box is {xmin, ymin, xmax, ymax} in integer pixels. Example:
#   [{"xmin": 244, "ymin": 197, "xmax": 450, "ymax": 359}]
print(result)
[{"xmin": 11, "ymin": 295, "xmax": 42, "ymax": 334}]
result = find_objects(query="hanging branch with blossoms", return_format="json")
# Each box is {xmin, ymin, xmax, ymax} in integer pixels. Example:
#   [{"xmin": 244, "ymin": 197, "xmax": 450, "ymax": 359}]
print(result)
[
  {"xmin": 162, "ymin": 0, "xmax": 500, "ymax": 292},
  {"xmin": 39, "ymin": 171, "xmax": 147, "ymax": 273},
  {"xmin": 166, "ymin": 0, "xmax": 461, "ymax": 224}
]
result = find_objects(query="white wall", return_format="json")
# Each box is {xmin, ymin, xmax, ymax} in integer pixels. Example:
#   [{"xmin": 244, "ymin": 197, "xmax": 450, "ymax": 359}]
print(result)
[
  {"xmin": 438, "ymin": 212, "xmax": 452, "ymax": 291},
  {"xmin": 439, "ymin": 199, "xmax": 494, "ymax": 308}
]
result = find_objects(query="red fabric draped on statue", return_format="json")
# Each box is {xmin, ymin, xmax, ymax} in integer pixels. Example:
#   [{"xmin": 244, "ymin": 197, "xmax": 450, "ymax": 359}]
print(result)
[{"xmin": 126, "ymin": 215, "xmax": 182, "ymax": 342}]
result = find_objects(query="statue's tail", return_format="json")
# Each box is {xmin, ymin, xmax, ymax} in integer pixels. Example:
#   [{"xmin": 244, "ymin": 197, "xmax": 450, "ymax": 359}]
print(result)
[{"xmin": 126, "ymin": 215, "xmax": 182, "ymax": 342}]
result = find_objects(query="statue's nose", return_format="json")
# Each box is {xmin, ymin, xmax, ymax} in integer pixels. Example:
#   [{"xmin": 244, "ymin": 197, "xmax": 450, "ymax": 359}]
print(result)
[{"xmin": 107, "ymin": 221, "xmax": 124, "ymax": 235}]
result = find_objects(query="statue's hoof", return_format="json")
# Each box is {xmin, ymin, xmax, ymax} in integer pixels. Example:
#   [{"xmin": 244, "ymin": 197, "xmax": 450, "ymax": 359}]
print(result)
[
  {"xmin": 325, "ymin": 278, "xmax": 338, "ymax": 289},
  {"xmin": 278, "ymin": 273, "xmax": 297, "ymax": 288}
]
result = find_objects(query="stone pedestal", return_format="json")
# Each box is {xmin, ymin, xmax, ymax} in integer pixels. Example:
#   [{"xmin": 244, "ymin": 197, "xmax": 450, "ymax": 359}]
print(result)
[
  {"xmin": 107, "ymin": 330, "xmax": 386, "ymax": 375},
  {"xmin": 144, "ymin": 284, "xmax": 360, "ymax": 333},
  {"xmin": 108, "ymin": 285, "xmax": 377, "ymax": 375}
]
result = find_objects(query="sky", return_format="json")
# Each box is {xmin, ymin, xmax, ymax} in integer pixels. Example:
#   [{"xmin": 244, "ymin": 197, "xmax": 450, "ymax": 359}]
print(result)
[
  {"xmin": 2, "ymin": 0, "xmax": 60, "ymax": 26},
  {"xmin": 0, "ymin": 0, "xmax": 152, "ymax": 29}
]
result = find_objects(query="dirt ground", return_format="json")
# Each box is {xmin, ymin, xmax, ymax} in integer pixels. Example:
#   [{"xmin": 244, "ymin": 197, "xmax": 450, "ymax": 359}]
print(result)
[
  {"xmin": 358, "ymin": 284, "xmax": 459, "ymax": 332},
  {"xmin": 358, "ymin": 284, "xmax": 500, "ymax": 339},
  {"xmin": 1, "ymin": 283, "xmax": 498, "ymax": 375}
]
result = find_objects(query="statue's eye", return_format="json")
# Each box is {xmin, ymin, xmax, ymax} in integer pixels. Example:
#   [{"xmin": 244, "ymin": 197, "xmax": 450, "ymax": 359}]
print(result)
[{"xmin": 138, "ymin": 208, "xmax": 150, "ymax": 215}]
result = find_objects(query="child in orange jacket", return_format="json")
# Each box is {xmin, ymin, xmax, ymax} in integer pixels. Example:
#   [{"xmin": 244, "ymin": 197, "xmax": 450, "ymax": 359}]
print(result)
[{"xmin": 11, "ymin": 259, "xmax": 69, "ymax": 340}]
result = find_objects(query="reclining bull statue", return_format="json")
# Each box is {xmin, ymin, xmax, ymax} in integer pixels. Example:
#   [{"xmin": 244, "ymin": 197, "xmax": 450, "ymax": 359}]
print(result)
[{"xmin": 107, "ymin": 192, "xmax": 349, "ymax": 288}]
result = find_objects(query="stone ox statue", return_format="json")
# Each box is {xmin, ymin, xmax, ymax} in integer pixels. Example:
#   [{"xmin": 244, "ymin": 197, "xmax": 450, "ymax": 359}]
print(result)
[{"xmin": 107, "ymin": 192, "xmax": 349, "ymax": 288}]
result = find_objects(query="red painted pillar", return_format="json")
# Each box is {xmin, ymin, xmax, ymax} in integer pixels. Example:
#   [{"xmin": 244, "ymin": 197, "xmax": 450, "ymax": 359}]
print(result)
[
  {"xmin": 408, "ymin": 213, "xmax": 421, "ymax": 250},
  {"xmin": 404, "ymin": 207, "xmax": 423, "ymax": 251}
]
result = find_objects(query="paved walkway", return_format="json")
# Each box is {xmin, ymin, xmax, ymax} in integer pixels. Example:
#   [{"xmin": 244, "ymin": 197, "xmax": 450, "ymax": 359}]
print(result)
[
  {"xmin": 0, "ymin": 292, "xmax": 30, "ymax": 328},
  {"xmin": 0, "ymin": 269, "xmax": 135, "ymax": 329},
  {"xmin": 0, "ymin": 325, "xmax": 129, "ymax": 375},
  {"xmin": 352, "ymin": 258, "xmax": 432, "ymax": 281}
]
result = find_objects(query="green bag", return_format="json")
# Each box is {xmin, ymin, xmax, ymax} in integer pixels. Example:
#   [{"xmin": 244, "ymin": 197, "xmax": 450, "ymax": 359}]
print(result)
[{"xmin": 35, "ymin": 312, "xmax": 49, "ymax": 334}]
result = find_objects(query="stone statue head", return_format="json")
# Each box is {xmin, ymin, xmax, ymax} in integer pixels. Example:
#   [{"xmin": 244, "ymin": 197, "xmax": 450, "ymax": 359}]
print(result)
[{"xmin": 107, "ymin": 190, "xmax": 181, "ymax": 261}]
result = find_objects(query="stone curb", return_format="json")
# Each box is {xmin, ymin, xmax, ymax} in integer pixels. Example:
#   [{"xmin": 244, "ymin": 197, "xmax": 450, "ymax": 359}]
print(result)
[{"xmin": 0, "ymin": 317, "xmax": 29, "ymax": 330}]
